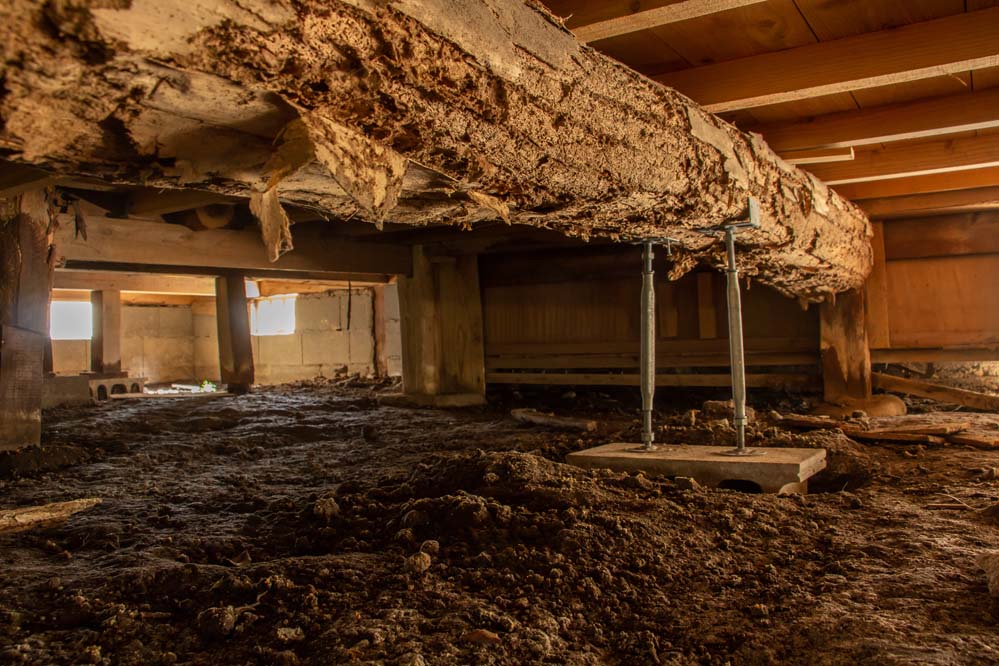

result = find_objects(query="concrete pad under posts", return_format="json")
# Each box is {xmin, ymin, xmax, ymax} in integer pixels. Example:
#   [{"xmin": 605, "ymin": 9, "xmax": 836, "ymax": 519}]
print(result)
[{"xmin": 566, "ymin": 443, "xmax": 826, "ymax": 494}]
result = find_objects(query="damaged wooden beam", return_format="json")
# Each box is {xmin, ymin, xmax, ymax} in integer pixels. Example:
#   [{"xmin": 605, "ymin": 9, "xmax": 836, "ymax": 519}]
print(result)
[{"xmin": 0, "ymin": 0, "xmax": 871, "ymax": 300}]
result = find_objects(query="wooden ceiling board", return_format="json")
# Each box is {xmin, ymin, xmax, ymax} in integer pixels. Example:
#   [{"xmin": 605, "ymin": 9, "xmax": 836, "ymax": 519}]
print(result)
[
  {"xmin": 644, "ymin": 0, "xmax": 816, "ymax": 66},
  {"xmin": 972, "ymin": 65, "xmax": 999, "ymax": 90},
  {"xmin": 586, "ymin": 31, "xmax": 690, "ymax": 76},
  {"xmin": 791, "ymin": 0, "xmax": 965, "ymax": 40},
  {"xmin": 851, "ymin": 73, "xmax": 972, "ymax": 108},
  {"xmin": 743, "ymin": 91, "xmax": 857, "ymax": 125}
]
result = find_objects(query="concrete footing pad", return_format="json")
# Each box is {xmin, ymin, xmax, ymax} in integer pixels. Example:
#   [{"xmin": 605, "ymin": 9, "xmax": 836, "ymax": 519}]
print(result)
[
  {"xmin": 378, "ymin": 392, "xmax": 486, "ymax": 409},
  {"xmin": 567, "ymin": 443, "xmax": 826, "ymax": 494}
]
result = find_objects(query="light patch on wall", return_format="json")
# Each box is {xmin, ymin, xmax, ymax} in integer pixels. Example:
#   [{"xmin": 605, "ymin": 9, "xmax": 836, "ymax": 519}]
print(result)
[
  {"xmin": 50, "ymin": 301, "xmax": 93, "ymax": 340},
  {"xmin": 251, "ymin": 295, "xmax": 297, "ymax": 336}
]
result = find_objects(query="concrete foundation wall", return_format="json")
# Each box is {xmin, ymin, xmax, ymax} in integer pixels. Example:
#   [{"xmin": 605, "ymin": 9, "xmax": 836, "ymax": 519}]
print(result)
[
  {"xmin": 383, "ymin": 283, "xmax": 403, "ymax": 377},
  {"xmin": 52, "ymin": 304, "xmax": 197, "ymax": 383}
]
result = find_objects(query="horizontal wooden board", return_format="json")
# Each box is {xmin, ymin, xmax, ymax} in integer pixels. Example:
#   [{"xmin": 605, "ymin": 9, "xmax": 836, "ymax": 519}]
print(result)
[
  {"xmin": 883, "ymin": 212, "xmax": 999, "ymax": 260},
  {"xmin": 487, "ymin": 371, "xmax": 818, "ymax": 388},
  {"xmin": 486, "ymin": 351, "xmax": 818, "ymax": 370}
]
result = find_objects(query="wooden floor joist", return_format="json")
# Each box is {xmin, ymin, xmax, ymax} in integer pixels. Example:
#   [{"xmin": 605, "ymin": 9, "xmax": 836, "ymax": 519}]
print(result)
[
  {"xmin": 656, "ymin": 8, "xmax": 999, "ymax": 112},
  {"xmin": 570, "ymin": 0, "xmax": 768, "ymax": 43},
  {"xmin": 0, "ymin": 0, "xmax": 871, "ymax": 300}
]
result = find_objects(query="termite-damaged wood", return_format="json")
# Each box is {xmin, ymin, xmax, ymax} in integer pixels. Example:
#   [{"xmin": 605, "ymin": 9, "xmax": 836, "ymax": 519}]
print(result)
[
  {"xmin": 0, "ymin": 498, "xmax": 101, "ymax": 534},
  {"xmin": 0, "ymin": 0, "xmax": 871, "ymax": 298}
]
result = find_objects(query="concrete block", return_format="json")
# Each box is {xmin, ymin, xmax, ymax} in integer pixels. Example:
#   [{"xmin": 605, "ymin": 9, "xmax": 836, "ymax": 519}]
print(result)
[
  {"xmin": 122, "ymin": 306, "xmax": 158, "ymax": 336},
  {"xmin": 121, "ymin": 337, "xmax": 143, "ymax": 374},
  {"xmin": 301, "ymin": 330, "xmax": 349, "ymax": 366},
  {"xmin": 193, "ymin": 313, "xmax": 217, "ymax": 339},
  {"xmin": 256, "ymin": 364, "xmax": 322, "ymax": 385},
  {"xmin": 383, "ymin": 283, "xmax": 400, "ymax": 321},
  {"xmin": 257, "ymin": 334, "xmax": 303, "ymax": 366},
  {"xmin": 344, "ymin": 291, "xmax": 373, "ymax": 330},
  {"xmin": 348, "ymin": 362, "xmax": 373, "ymax": 377},
  {"xmin": 566, "ymin": 443, "xmax": 827, "ymax": 494},
  {"xmin": 142, "ymin": 337, "xmax": 194, "ymax": 382},
  {"xmin": 349, "ymin": 328, "xmax": 374, "ymax": 367},
  {"xmin": 193, "ymin": 337, "xmax": 219, "ymax": 372},
  {"xmin": 42, "ymin": 375, "xmax": 92, "ymax": 408},
  {"xmin": 157, "ymin": 306, "xmax": 194, "ymax": 337},
  {"xmin": 387, "ymin": 355, "xmax": 403, "ymax": 377},
  {"xmin": 296, "ymin": 294, "xmax": 339, "ymax": 331},
  {"xmin": 51, "ymin": 340, "xmax": 90, "ymax": 375}
]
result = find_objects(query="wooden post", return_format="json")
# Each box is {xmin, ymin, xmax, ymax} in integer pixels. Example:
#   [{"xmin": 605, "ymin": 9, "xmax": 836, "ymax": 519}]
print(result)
[
  {"xmin": 697, "ymin": 272, "xmax": 718, "ymax": 339},
  {"xmin": 397, "ymin": 246, "xmax": 485, "ymax": 404},
  {"xmin": 90, "ymin": 289, "xmax": 122, "ymax": 374},
  {"xmin": 820, "ymin": 289, "xmax": 872, "ymax": 404},
  {"xmin": 0, "ymin": 190, "xmax": 53, "ymax": 450},
  {"xmin": 372, "ymin": 284, "xmax": 388, "ymax": 378},
  {"xmin": 214, "ymin": 272, "xmax": 254, "ymax": 393}
]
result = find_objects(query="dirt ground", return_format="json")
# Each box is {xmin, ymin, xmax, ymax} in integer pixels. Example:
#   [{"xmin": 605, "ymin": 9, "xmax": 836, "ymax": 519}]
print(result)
[{"xmin": 2, "ymin": 380, "xmax": 999, "ymax": 666}]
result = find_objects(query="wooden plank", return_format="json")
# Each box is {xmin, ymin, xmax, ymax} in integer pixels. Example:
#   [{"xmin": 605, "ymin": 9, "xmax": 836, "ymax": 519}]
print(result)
[
  {"xmin": 256, "ymin": 277, "xmax": 390, "ymax": 296},
  {"xmin": 865, "ymin": 221, "xmax": 891, "ymax": 349},
  {"xmin": 372, "ymin": 284, "xmax": 388, "ymax": 378},
  {"xmin": 214, "ymin": 272, "xmax": 254, "ymax": 394},
  {"xmin": 697, "ymin": 273, "xmax": 718, "ymax": 339},
  {"xmin": 883, "ymin": 212, "xmax": 999, "ymax": 260},
  {"xmin": 858, "ymin": 187, "xmax": 999, "ymax": 220},
  {"xmin": 781, "ymin": 146, "xmax": 854, "ymax": 166},
  {"xmin": 756, "ymin": 88, "xmax": 999, "ymax": 153},
  {"xmin": 486, "ymin": 371, "xmax": 818, "ymax": 388},
  {"xmin": 873, "ymin": 372, "xmax": 999, "ymax": 411},
  {"xmin": 54, "ymin": 270, "xmax": 216, "ymax": 295},
  {"xmin": 658, "ymin": 281, "xmax": 679, "ymax": 338},
  {"xmin": 487, "ymin": 337, "xmax": 817, "ymax": 356},
  {"xmin": 655, "ymin": 8, "xmax": 999, "ymax": 112},
  {"xmin": 0, "ymin": 326, "xmax": 43, "ymax": 451},
  {"xmin": 833, "ymin": 166, "xmax": 999, "ymax": 201},
  {"xmin": 872, "ymin": 348, "xmax": 999, "ymax": 364},
  {"xmin": 0, "ymin": 498, "xmax": 101, "ymax": 534},
  {"xmin": 885, "ymin": 255, "xmax": 999, "ymax": 348},
  {"xmin": 90, "ymin": 290, "xmax": 121, "ymax": 374},
  {"xmin": 572, "ymin": 0, "xmax": 769, "ymax": 42},
  {"xmin": 842, "ymin": 429, "xmax": 946, "ymax": 445},
  {"xmin": 485, "ymin": 351, "xmax": 817, "ymax": 370},
  {"xmin": 820, "ymin": 289, "xmax": 871, "ymax": 402},
  {"xmin": 437, "ymin": 254, "xmax": 486, "ymax": 395},
  {"xmin": 397, "ymin": 246, "xmax": 443, "ymax": 396},
  {"xmin": 55, "ymin": 216, "xmax": 412, "ymax": 276},
  {"xmin": 806, "ymin": 134, "xmax": 999, "ymax": 186}
]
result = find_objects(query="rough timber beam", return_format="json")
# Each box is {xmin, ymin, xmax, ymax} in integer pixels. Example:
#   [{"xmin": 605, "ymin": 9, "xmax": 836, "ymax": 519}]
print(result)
[
  {"xmin": 0, "ymin": 0, "xmax": 871, "ymax": 300},
  {"xmin": 657, "ymin": 8, "xmax": 999, "ymax": 112},
  {"xmin": 54, "ymin": 216, "xmax": 412, "ymax": 276},
  {"xmin": 571, "ymin": 0, "xmax": 768, "ymax": 43},
  {"xmin": 806, "ymin": 134, "xmax": 999, "ymax": 186},
  {"xmin": 54, "ymin": 270, "xmax": 217, "ymax": 295},
  {"xmin": 756, "ymin": 89, "xmax": 999, "ymax": 153}
]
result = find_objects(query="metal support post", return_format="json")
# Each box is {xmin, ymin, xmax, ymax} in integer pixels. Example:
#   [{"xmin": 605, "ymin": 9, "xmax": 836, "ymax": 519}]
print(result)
[{"xmin": 640, "ymin": 241, "xmax": 656, "ymax": 450}]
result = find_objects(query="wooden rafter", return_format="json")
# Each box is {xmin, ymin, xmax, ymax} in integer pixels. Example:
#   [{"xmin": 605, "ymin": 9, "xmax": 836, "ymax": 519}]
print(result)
[
  {"xmin": 756, "ymin": 88, "xmax": 999, "ymax": 153},
  {"xmin": 571, "ymin": 0, "xmax": 767, "ymax": 43},
  {"xmin": 781, "ymin": 147, "xmax": 854, "ymax": 166},
  {"xmin": 806, "ymin": 134, "xmax": 999, "ymax": 186},
  {"xmin": 858, "ymin": 187, "xmax": 999, "ymax": 220},
  {"xmin": 656, "ymin": 8, "xmax": 999, "ymax": 112}
]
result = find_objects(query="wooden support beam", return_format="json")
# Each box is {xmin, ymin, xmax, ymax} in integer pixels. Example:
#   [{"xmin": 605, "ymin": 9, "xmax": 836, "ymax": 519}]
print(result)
[
  {"xmin": 871, "ymin": 348, "xmax": 999, "ymax": 364},
  {"xmin": 820, "ymin": 289, "xmax": 871, "ymax": 403},
  {"xmin": 55, "ymin": 270, "xmax": 216, "ymax": 295},
  {"xmin": 486, "ymin": 371, "xmax": 817, "ymax": 389},
  {"xmin": 0, "ymin": 191, "xmax": 52, "ymax": 450},
  {"xmin": 805, "ymin": 134, "xmax": 999, "ymax": 186},
  {"xmin": 398, "ymin": 246, "xmax": 485, "ymax": 398},
  {"xmin": 54, "ymin": 216, "xmax": 412, "ymax": 276},
  {"xmin": 90, "ymin": 290, "xmax": 122, "ymax": 373},
  {"xmin": 214, "ymin": 272, "xmax": 254, "ymax": 394},
  {"xmin": 873, "ymin": 372, "xmax": 999, "ymax": 412},
  {"xmin": 656, "ymin": 8, "xmax": 999, "ymax": 112},
  {"xmin": 572, "ymin": 0, "xmax": 768, "ymax": 43},
  {"xmin": 834, "ymin": 166, "xmax": 999, "ymax": 201},
  {"xmin": 756, "ymin": 88, "xmax": 999, "ymax": 153},
  {"xmin": 128, "ymin": 188, "xmax": 239, "ymax": 217},
  {"xmin": 373, "ymin": 284, "xmax": 388, "ymax": 378},
  {"xmin": 881, "ymin": 212, "xmax": 999, "ymax": 261},
  {"xmin": 857, "ymin": 187, "xmax": 999, "ymax": 220},
  {"xmin": 0, "ymin": 164, "xmax": 60, "ymax": 199}
]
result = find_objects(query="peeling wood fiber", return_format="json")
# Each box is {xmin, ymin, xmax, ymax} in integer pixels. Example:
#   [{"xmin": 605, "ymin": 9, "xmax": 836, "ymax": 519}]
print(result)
[{"xmin": 0, "ymin": 0, "xmax": 871, "ymax": 298}]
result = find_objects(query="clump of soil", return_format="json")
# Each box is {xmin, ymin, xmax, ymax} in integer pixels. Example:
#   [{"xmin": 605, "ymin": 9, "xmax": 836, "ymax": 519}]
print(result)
[{"xmin": 1, "ymin": 382, "xmax": 998, "ymax": 665}]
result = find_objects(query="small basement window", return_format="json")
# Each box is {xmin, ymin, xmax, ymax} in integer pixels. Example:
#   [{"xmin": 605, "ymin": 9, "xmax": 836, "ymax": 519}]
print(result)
[
  {"xmin": 250, "ymin": 295, "xmax": 297, "ymax": 336},
  {"xmin": 50, "ymin": 301, "xmax": 93, "ymax": 340}
]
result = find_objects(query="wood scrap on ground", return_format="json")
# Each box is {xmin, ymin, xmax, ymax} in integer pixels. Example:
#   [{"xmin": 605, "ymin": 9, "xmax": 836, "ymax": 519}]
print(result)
[
  {"xmin": 511, "ymin": 408, "xmax": 597, "ymax": 432},
  {"xmin": 873, "ymin": 372, "xmax": 999, "ymax": 412},
  {"xmin": 774, "ymin": 412, "xmax": 999, "ymax": 448},
  {"xmin": 0, "ymin": 498, "xmax": 101, "ymax": 534}
]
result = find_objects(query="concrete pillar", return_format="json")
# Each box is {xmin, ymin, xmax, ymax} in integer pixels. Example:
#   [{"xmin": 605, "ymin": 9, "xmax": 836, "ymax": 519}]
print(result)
[
  {"xmin": 90, "ymin": 289, "xmax": 122, "ymax": 374},
  {"xmin": 396, "ymin": 246, "xmax": 485, "ymax": 405},
  {"xmin": 214, "ymin": 271, "xmax": 254, "ymax": 393},
  {"xmin": 0, "ymin": 191, "xmax": 53, "ymax": 450}
]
